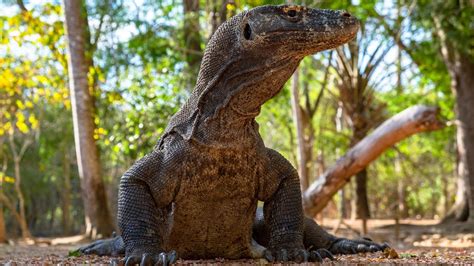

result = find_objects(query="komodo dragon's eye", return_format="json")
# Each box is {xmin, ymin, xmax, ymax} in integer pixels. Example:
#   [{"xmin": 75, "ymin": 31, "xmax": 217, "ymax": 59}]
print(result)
[
  {"xmin": 244, "ymin": 23, "xmax": 252, "ymax": 40},
  {"xmin": 283, "ymin": 7, "xmax": 302, "ymax": 22}
]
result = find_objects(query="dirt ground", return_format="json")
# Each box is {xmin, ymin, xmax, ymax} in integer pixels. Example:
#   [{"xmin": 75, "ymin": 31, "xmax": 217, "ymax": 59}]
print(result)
[{"xmin": 1, "ymin": 219, "xmax": 474, "ymax": 265}]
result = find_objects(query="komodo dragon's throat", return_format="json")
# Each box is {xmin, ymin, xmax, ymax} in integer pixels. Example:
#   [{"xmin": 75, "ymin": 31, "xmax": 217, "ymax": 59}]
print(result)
[{"xmin": 79, "ymin": 5, "xmax": 388, "ymax": 265}]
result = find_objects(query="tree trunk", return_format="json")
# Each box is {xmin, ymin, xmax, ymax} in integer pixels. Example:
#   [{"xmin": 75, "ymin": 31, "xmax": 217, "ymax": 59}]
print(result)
[
  {"xmin": 350, "ymin": 127, "xmax": 371, "ymax": 221},
  {"xmin": 0, "ymin": 191, "xmax": 29, "ymax": 238},
  {"xmin": 183, "ymin": 0, "xmax": 202, "ymax": 91},
  {"xmin": 451, "ymin": 56, "xmax": 474, "ymax": 222},
  {"xmin": 208, "ymin": 0, "xmax": 232, "ymax": 36},
  {"xmin": 290, "ymin": 68, "xmax": 309, "ymax": 191},
  {"xmin": 0, "ymin": 148, "xmax": 9, "ymax": 242},
  {"xmin": 13, "ymin": 158, "xmax": 31, "ymax": 238},
  {"xmin": 63, "ymin": 0, "xmax": 113, "ymax": 236},
  {"xmin": 7, "ymin": 134, "xmax": 32, "ymax": 239},
  {"xmin": 354, "ymin": 169, "xmax": 370, "ymax": 219},
  {"xmin": 442, "ymin": 55, "xmax": 474, "ymax": 222},
  {"xmin": 0, "ymin": 204, "xmax": 6, "ymax": 242},
  {"xmin": 339, "ymin": 189, "xmax": 347, "ymax": 218},
  {"xmin": 303, "ymin": 105, "xmax": 445, "ymax": 216},
  {"xmin": 433, "ymin": 16, "xmax": 474, "ymax": 222},
  {"xmin": 61, "ymin": 149, "xmax": 73, "ymax": 235}
]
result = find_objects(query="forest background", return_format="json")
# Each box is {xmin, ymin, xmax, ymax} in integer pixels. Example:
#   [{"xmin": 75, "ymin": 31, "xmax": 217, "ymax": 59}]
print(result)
[{"xmin": 0, "ymin": 0, "xmax": 473, "ymax": 247}]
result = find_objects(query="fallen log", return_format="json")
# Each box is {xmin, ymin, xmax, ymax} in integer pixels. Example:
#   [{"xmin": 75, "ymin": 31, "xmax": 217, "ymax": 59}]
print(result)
[{"xmin": 303, "ymin": 105, "xmax": 445, "ymax": 217}]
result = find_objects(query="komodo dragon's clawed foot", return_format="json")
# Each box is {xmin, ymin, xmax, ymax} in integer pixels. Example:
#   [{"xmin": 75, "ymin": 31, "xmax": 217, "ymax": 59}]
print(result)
[
  {"xmin": 329, "ymin": 237, "xmax": 389, "ymax": 254},
  {"xmin": 122, "ymin": 250, "xmax": 177, "ymax": 266},
  {"xmin": 310, "ymin": 248, "xmax": 335, "ymax": 262},
  {"xmin": 78, "ymin": 236, "xmax": 125, "ymax": 256},
  {"xmin": 263, "ymin": 248, "xmax": 334, "ymax": 263}
]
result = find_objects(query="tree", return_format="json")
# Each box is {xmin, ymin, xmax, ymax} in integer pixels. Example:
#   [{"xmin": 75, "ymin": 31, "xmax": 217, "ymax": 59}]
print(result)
[
  {"xmin": 182, "ymin": 0, "xmax": 203, "ymax": 91},
  {"xmin": 207, "ymin": 0, "xmax": 236, "ymax": 36},
  {"xmin": 303, "ymin": 105, "xmax": 445, "ymax": 216},
  {"xmin": 432, "ymin": 3, "xmax": 474, "ymax": 222},
  {"xmin": 376, "ymin": 1, "xmax": 474, "ymax": 222},
  {"xmin": 0, "ymin": 3, "xmax": 76, "ymax": 237},
  {"xmin": 63, "ymin": 0, "xmax": 113, "ymax": 236},
  {"xmin": 0, "ymin": 203, "xmax": 5, "ymax": 242},
  {"xmin": 332, "ymin": 24, "xmax": 391, "ymax": 228},
  {"xmin": 290, "ymin": 55, "xmax": 332, "ymax": 192},
  {"xmin": 290, "ymin": 68, "xmax": 308, "ymax": 191}
]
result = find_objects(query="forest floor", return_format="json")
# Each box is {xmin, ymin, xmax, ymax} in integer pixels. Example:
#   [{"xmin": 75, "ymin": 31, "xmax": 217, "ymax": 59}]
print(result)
[{"xmin": 1, "ymin": 219, "xmax": 474, "ymax": 265}]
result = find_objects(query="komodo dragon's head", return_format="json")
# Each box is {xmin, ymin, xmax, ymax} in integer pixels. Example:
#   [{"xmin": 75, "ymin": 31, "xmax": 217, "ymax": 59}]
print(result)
[{"xmin": 165, "ymin": 5, "xmax": 359, "ymax": 143}]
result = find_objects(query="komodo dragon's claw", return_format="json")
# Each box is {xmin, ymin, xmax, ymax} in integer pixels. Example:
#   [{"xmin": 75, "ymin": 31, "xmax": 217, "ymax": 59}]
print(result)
[
  {"xmin": 123, "ymin": 250, "xmax": 177, "ymax": 266},
  {"xmin": 78, "ymin": 236, "xmax": 125, "ymax": 256},
  {"xmin": 329, "ymin": 238, "xmax": 389, "ymax": 254},
  {"xmin": 264, "ymin": 248, "xmax": 334, "ymax": 263},
  {"xmin": 311, "ymin": 248, "xmax": 335, "ymax": 261}
]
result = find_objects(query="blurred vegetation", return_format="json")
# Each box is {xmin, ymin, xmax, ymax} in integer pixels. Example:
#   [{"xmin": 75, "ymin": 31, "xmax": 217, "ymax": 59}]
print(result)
[{"xmin": 0, "ymin": 0, "xmax": 470, "ymax": 238}]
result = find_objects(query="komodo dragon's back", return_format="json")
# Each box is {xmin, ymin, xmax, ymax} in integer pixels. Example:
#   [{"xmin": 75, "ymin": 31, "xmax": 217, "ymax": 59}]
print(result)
[{"xmin": 79, "ymin": 5, "xmax": 389, "ymax": 265}]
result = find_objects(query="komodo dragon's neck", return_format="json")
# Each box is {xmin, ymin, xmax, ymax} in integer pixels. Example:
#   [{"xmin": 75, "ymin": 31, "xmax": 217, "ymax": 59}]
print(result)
[{"xmin": 159, "ymin": 5, "xmax": 359, "ymax": 148}]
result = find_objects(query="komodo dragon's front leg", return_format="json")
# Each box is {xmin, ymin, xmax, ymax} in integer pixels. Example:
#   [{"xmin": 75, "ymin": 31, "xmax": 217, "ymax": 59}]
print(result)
[
  {"xmin": 256, "ymin": 148, "xmax": 333, "ymax": 262},
  {"xmin": 117, "ymin": 150, "xmax": 179, "ymax": 265},
  {"xmin": 255, "ymin": 148, "xmax": 388, "ymax": 262}
]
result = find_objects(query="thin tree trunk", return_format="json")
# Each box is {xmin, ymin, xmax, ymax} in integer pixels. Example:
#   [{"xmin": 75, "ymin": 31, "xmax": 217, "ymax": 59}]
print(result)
[
  {"xmin": 397, "ymin": 178, "xmax": 408, "ymax": 218},
  {"xmin": 63, "ymin": 0, "xmax": 113, "ymax": 236},
  {"xmin": 61, "ymin": 149, "xmax": 72, "ymax": 235},
  {"xmin": 49, "ymin": 204, "xmax": 56, "ymax": 233},
  {"xmin": 13, "ymin": 158, "xmax": 30, "ymax": 238},
  {"xmin": 0, "ymin": 202, "xmax": 5, "ymax": 242},
  {"xmin": 350, "ymin": 128, "xmax": 371, "ymax": 222},
  {"xmin": 0, "ymin": 149, "xmax": 8, "ymax": 242},
  {"xmin": 0, "ymin": 191, "xmax": 28, "ymax": 237},
  {"xmin": 183, "ymin": 0, "xmax": 202, "ymax": 91},
  {"xmin": 303, "ymin": 105, "xmax": 445, "ymax": 216},
  {"xmin": 208, "ymin": 0, "xmax": 231, "ymax": 37},
  {"xmin": 442, "ymin": 165, "xmax": 451, "ymax": 217},
  {"xmin": 208, "ymin": 0, "xmax": 219, "ymax": 36},
  {"xmin": 7, "ymin": 134, "xmax": 32, "ymax": 239},
  {"xmin": 339, "ymin": 189, "xmax": 347, "ymax": 218},
  {"xmin": 394, "ymin": 7, "xmax": 408, "ymax": 219},
  {"xmin": 290, "ymin": 68, "xmax": 309, "ymax": 191},
  {"xmin": 355, "ymin": 169, "xmax": 370, "ymax": 219}
]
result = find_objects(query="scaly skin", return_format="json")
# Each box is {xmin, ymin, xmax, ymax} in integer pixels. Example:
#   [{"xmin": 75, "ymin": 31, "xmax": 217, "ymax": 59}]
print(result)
[{"xmin": 79, "ymin": 5, "xmax": 388, "ymax": 265}]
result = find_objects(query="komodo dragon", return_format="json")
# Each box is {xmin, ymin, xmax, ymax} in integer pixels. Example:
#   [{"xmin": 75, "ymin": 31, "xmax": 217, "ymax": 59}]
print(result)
[{"xmin": 79, "ymin": 5, "xmax": 388, "ymax": 265}]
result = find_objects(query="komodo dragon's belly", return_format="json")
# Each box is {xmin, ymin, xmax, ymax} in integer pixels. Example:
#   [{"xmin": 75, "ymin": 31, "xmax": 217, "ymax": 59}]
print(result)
[{"xmin": 164, "ymin": 148, "xmax": 261, "ymax": 259}]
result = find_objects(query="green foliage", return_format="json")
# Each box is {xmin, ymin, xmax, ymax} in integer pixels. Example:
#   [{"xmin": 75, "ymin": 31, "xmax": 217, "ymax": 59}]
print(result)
[
  {"xmin": 68, "ymin": 249, "xmax": 81, "ymax": 257},
  {"xmin": 414, "ymin": 1, "xmax": 474, "ymax": 57}
]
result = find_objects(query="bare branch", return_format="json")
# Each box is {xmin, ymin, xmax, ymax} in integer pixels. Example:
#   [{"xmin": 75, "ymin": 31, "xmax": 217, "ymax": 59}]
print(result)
[
  {"xmin": 17, "ymin": 0, "xmax": 27, "ymax": 12},
  {"xmin": 364, "ymin": 42, "xmax": 393, "ymax": 82},
  {"xmin": 18, "ymin": 137, "xmax": 32, "ymax": 161},
  {"xmin": 91, "ymin": 1, "xmax": 108, "ymax": 52},
  {"xmin": 335, "ymin": 47, "xmax": 353, "ymax": 78}
]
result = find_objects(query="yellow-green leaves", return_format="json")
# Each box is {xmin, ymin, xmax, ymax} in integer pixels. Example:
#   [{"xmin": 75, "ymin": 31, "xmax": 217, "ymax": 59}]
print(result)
[
  {"xmin": 0, "ymin": 172, "xmax": 15, "ymax": 184},
  {"xmin": 0, "ymin": 4, "xmax": 68, "ymax": 137}
]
